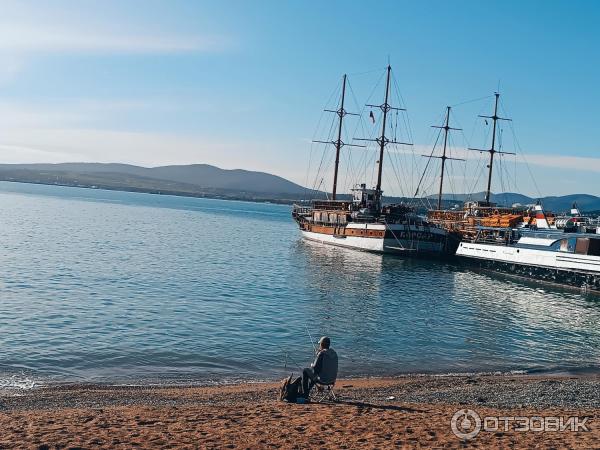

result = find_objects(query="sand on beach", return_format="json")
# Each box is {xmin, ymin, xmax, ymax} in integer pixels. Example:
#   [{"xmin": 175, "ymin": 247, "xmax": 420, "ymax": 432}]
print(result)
[{"xmin": 1, "ymin": 375, "xmax": 599, "ymax": 449}]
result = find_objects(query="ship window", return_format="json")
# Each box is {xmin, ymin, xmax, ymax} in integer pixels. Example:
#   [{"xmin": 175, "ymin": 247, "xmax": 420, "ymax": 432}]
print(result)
[
  {"xmin": 575, "ymin": 238, "xmax": 590, "ymax": 255},
  {"xmin": 559, "ymin": 238, "xmax": 576, "ymax": 253},
  {"xmin": 588, "ymin": 239, "xmax": 600, "ymax": 256}
]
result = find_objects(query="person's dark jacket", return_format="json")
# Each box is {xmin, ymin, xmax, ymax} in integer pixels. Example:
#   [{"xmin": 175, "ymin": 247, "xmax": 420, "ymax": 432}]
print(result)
[{"xmin": 312, "ymin": 348, "xmax": 338, "ymax": 384}]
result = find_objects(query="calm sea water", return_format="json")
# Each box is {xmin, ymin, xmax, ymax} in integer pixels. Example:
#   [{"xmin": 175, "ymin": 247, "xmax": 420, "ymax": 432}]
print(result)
[{"xmin": 1, "ymin": 181, "xmax": 600, "ymax": 388}]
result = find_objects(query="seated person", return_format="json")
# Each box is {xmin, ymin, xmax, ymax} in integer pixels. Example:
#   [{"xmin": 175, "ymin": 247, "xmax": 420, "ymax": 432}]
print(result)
[{"xmin": 302, "ymin": 336, "xmax": 338, "ymax": 399}]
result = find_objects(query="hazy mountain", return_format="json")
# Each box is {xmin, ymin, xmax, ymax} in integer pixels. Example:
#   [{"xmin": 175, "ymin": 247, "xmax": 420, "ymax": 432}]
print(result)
[
  {"xmin": 433, "ymin": 192, "xmax": 534, "ymax": 205},
  {"xmin": 0, "ymin": 162, "xmax": 598, "ymax": 210},
  {"xmin": 433, "ymin": 191, "xmax": 600, "ymax": 212},
  {"xmin": 540, "ymin": 194, "xmax": 600, "ymax": 212},
  {"xmin": 0, "ymin": 163, "xmax": 307, "ymax": 196}
]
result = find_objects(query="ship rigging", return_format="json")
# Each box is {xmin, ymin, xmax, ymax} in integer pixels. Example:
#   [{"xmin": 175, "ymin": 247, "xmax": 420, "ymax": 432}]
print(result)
[{"xmin": 292, "ymin": 65, "xmax": 460, "ymax": 256}]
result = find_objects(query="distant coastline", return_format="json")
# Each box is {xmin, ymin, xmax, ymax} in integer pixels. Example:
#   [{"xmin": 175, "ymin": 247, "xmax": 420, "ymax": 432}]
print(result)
[
  {"xmin": 0, "ymin": 178, "xmax": 302, "ymax": 205},
  {"xmin": 0, "ymin": 162, "xmax": 598, "ymax": 212}
]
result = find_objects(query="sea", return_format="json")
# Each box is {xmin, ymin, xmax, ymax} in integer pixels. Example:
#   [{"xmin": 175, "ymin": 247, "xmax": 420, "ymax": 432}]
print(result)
[{"xmin": 1, "ymin": 181, "xmax": 599, "ymax": 389}]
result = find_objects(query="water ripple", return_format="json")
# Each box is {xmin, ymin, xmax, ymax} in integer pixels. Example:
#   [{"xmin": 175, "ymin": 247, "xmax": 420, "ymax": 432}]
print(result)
[{"xmin": 0, "ymin": 181, "xmax": 600, "ymax": 384}]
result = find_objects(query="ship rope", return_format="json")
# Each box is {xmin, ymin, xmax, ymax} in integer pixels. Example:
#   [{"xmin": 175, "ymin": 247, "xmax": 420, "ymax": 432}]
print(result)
[
  {"xmin": 305, "ymin": 81, "xmax": 341, "ymax": 199},
  {"xmin": 343, "ymin": 77, "xmax": 371, "ymax": 194},
  {"xmin": 347, "ymin": 70, "xmax": 385, "ymax": 191},
  {"xmin": 413, "ymin": 125, "xmax": 443, "ymax": 204},
  {"xmin": 391, "ymin": 74, "xmax": 417, "ymax": 199},
  {"xmin": 463, "ymin": 97, "xmax": 494, "ymax": 202},
  {"xmin": 502, "ymin": 102, "xmax": 544, "ymax": 200},
  {"xmin": 383, "ymin": 220, "xmax": 407, "ymax": 250}
]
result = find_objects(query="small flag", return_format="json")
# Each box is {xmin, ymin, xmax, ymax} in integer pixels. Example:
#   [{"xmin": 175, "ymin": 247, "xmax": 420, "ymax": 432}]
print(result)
[
  {"xmin": 485, "ymin": 119, "xmax": 489, "ymax": 125},
  {"xmin": 369, "ymin": 110, "xmax": 375, "ymax": 124}
]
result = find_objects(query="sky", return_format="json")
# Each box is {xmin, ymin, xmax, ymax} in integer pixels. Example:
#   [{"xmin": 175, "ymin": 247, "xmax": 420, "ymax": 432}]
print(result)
[{"xmin": 0, "ymin": 0, "xmax": 599, "ymax": 197}]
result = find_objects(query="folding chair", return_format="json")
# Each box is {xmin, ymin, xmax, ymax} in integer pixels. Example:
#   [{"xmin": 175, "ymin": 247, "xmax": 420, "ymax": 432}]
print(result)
[{"xmin": 311, "ymin": 379, "xmax": 337, "ymax": 403}]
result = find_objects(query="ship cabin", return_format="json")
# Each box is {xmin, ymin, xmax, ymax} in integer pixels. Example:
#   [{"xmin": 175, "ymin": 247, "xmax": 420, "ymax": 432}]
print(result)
[
  {"xmin": 351, "ymin": 183, "xmax": 379, "ymax": 210},
  {"xmin": 551, "ymin": 235, "xmax": 600, "ymax": 256}
]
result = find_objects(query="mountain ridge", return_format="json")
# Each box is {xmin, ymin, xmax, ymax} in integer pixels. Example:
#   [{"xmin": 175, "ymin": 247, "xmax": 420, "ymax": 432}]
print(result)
[
  {"xmin": 0, "ymin": 163, "xmax": 598, "ymax": 211},
  {"xmin": 0, "ymin": 163, "xmax": 308, "ymax": 197},
  {"xmin": 432, "ymin": 191, "xmax": 600, "ymax": 212}
]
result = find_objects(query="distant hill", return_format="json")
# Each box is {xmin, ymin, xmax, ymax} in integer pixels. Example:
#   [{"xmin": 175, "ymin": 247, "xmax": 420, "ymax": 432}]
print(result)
[
  {"xmin": 0, "ymin": 163, "xmax": 306, "ymax": 196},
  {"xmin": 0, "ymin": 163, "xmax": 324, "ymax": 203},
  {"xmin": 0, "ymin": 163, "xmax": 598, "ymax": 210},
  {"xmin": 433, "ymin": 191, "xmax": 600, "ymax": 213}
]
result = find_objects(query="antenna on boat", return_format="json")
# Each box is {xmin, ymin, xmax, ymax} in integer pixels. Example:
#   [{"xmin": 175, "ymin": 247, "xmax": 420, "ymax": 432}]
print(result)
[
  {"xmin": 467, "ymin": 92, "xmax": 513, "ymax": 204},
  {"xmin": 312, "ymin": 74, "xmax": 364, "ymax": 200},
  {"xmin": 354, "ymin": 65, "xmax": 413, "ymax": 207},
  {"xmin": 426, "ymin": 106, "xmax": 463, "ymax": 210}
]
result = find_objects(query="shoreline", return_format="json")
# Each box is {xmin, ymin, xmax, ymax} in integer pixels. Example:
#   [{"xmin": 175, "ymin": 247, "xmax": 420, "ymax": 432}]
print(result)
[
  {"xmin": 4, "ymin": 373, "xmax": 600, "ymax": 411},
  {"xmin": 6, "ymin": 365, "xmax": 600, "ymax": 386},
  {"xmin": 4, "ymin": 366, "xmax": 600, "ymax": 395},
  {"xmin": 0, "ymin": 178, "xmax": 305, "ymax": 206},
  {"xmin": 2, "ymin": 374, "xmax": 600, "ymax": 448}
]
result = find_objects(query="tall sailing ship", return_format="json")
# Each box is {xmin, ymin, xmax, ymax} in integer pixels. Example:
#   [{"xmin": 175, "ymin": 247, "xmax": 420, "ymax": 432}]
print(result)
[
  {"xmin": 292, "ymin": 66, "xmax": 461, "ymax": 256},
  {"xmin": 424, "ymin": 93, "xmax": 600, "ymax": 291},
  {"xmin": 426, "ymin": 93, "xmax": 527, "ymax": 237}
]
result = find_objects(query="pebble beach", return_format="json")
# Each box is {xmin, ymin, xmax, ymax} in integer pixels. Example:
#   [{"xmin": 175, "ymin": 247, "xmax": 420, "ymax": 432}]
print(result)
[{"xmin": 1, "ymin": 374, "xmax": 599, "ymax": 449}]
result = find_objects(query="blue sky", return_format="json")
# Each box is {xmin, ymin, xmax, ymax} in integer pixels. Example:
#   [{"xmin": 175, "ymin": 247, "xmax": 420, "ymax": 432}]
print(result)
[{"xmin": 0, "ymin": 0, "xmax": 599, "ymax": 196}]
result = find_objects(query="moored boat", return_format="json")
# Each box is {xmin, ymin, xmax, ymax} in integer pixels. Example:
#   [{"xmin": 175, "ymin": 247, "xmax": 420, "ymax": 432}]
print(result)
[
  {"xmin": 292, "ymin": 66, "xmax": 461, "ymax": 256},
  {"xmin": 421, "ymin": 92, "xmax": 600, "ymax": 290},
  {"xmin": 456, "ymin": 205, "xmax": 600, "ymax": 291},
  {"xmin": 293, "ymin": 184, "xmax": 459, "ymax": 255}
]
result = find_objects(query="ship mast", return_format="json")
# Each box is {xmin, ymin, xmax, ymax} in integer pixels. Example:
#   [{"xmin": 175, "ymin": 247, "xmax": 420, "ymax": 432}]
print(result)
[
  {"xmin": 468, "ymin": 93, "xmax": 513, "ymax": 205},
  {"xmin": 355, "ymin": 65, "xmax": 412, "ymax": 207},
  {"xmin": 313, "ymin": 74, "xmax": 362, "ymax": 200},
  {"xmin": 429, "ymin": 106, "xmax": 463, "ymax": 210},
  {"xmin": 375, "ymin": 66, "xmax": 392, "ymax": 194}
]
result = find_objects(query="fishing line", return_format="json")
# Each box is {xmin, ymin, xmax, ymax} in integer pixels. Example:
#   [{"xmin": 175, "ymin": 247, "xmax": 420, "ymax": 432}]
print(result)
[
  {"xmin": 276, "ymin": 345, "xmax": 303, "ymax": 371},
  {"xmin": 305, "ymin": 322, "xmax": 317, "ymax": 354}
]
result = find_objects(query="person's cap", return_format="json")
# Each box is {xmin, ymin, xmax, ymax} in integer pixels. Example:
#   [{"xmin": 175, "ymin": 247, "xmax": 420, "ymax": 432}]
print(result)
[{"xmin": 318, "ymin": 336, "xmax": 331, "ymax": 346}]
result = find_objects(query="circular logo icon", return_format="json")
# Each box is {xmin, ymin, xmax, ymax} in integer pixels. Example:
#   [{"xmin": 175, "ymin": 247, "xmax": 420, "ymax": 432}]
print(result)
[{"xmin": 451, "ymin": 409, "xmax": 482, "ymax": 439}]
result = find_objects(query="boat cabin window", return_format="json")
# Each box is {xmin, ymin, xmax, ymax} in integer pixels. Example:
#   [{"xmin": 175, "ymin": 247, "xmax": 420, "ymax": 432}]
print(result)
[
  {"xmin": 590, "ymin": 239, "xmax": 600, "ymax": 256},
  {"xmin": 557, "ymin": 238, "xmax": 576, "ymax": 253},
  {"xmin": 575, "ymin": 238, "xmax": 600, "ymax": 256}
]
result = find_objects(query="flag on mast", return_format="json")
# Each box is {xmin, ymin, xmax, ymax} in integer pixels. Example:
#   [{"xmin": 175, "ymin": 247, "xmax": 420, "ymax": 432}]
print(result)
[{"xmin": 369, "ymin": 110, "xmax": 375, "ymax": 124}]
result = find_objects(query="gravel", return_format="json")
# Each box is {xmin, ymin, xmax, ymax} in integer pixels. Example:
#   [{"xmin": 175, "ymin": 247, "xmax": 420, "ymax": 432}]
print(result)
[{"xmin": 1, "ymin": 374, "xmax": 599, "ymax": 413}]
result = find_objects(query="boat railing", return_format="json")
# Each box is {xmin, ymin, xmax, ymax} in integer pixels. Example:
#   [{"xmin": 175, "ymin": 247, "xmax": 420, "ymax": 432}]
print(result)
[
  {"xmin": 292, "ymin": 205, "xmax": 313, "ymax": 215},
  {"xmin": 311, "ymin": 200, "xmax": 351, "ymax": 211},
  {"xmin": 467, "ymin": 226, "xmax": 520, "ymax": 245}
]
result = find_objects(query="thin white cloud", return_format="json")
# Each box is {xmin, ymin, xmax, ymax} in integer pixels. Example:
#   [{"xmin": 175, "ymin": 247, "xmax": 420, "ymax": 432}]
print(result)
[
  {"xmin": 0, "ymin": 24, "xmax": 231, "ymax": 54},
  {"xmin": 0, "ymin": 126, "xmax": 599, "ymax": 197},
  {"xmin": 0, "ymin": 100, "xmax": 162, "ymax": 131},
  {"xmin": 520, "ymin": 154, "xmax": 600, "ymax": 174},
  {"xmin": 0, "ymin": 54, "xmax": 24, "ymax": 85},
  {"xmin": 393, "ymin": 144, "xmax": 600, "ymax": 174},
  {"xmin": 0, "ymin": 127, "xmax": 290, "ymax": 174},
  {"xmin": 0, "ymin": 143, "xmax": 85, "ymax": 163}
]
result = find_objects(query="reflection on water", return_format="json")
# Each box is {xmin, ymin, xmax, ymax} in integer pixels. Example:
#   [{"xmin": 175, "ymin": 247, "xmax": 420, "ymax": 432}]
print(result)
[
  {"xmin": 291, "ymin": 239, "xmax": 600, "ymax": 376},
  {"xmin": 296, "ymin": 239, "xmax": 384, "ymax": 298},
  {"xmin": 0, "ymin": 181, "xmax": 599, "ymax": 386}
]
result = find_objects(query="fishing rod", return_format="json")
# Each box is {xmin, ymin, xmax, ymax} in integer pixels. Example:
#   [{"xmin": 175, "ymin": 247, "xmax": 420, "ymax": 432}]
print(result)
[
  {"xmin": 276, "ymin": 345, "xmax": 303, "ymax": 371},
  {"xmin": 304, "ymin": 322, "xmax": 317, "ymax": 355},
  {"xmin": 277, "ymin": 324, "xmax": 320, "ymax": 373}
]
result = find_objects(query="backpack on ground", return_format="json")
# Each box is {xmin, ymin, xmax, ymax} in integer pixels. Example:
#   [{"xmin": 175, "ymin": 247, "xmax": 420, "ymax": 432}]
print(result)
[{"xmin": 279, "ymin": 373, "xmax": 302, "ymax": 402}]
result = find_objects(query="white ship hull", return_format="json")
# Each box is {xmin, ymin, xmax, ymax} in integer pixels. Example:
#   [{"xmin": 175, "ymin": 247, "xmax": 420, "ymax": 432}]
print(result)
[
  {"xmin": 457, "ymin": 242, "xmax": 600, "ymax": 274},
  {"xmin": 301, "ymin": 222, "xmax": 449, "ymax": 255},
  {"xmin": 456, "ymin": 240, "xmax": 600, "ymax": 290}
]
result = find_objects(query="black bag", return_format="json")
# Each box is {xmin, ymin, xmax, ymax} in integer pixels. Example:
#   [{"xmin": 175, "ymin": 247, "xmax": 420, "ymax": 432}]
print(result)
[{"xmin": 279, "ymin": 373, "xmax": 302, "ymax": 402}]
